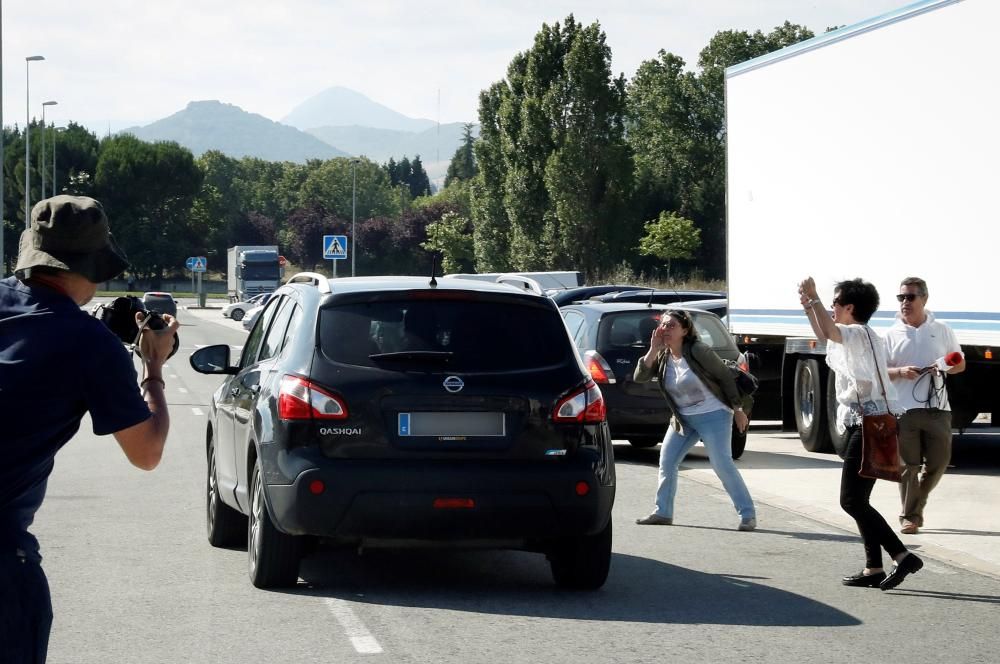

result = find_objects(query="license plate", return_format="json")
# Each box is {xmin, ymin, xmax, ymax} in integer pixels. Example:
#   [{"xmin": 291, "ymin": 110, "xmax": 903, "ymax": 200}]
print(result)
[{"xmin": 398, "ymin": 412, "xmax": 506, "ymax": 437}]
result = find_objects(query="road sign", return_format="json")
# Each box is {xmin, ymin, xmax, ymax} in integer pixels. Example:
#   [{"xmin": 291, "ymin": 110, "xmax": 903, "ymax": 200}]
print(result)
[
  {"xmin": 186, "ymin": 256, "xmax": 207, "ymax": 272},
  {"xmin": 323, "ymin": 235, "xmax": 348, "ymax": 260}
]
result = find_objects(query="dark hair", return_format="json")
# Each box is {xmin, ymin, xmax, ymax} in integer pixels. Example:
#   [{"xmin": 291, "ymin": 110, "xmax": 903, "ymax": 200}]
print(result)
[
  {"xmin": 663, "ymin": 309, "xmax": 699, "ymax": 341},
  {"xmin": 834, "ymin": 278, "xmax": 879, "ymax": 323},
  {"xmin": 899, "ymin": 277, "xmax": 928, "ymax": 298}
]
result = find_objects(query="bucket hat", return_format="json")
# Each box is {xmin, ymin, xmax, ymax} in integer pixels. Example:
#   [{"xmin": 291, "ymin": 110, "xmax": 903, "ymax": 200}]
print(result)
[{"xmin": 15, "ymin": 195, "xmax": 130, "ymax": 283}]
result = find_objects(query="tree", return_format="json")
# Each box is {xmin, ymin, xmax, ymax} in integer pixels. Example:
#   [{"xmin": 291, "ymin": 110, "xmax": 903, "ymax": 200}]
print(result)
[
  {"xmin": 637, "ymin": 211, "xmax": 701, "ymax": 280},
  {"xmin": 422, "ymin": 211, "xmax": 475, "ymax": 273},
  {"xmin": 444, "ymin": 123, "xmax": 478, "ymax": 188},
  {"xmin": 471, "ymin": 15, "xmax": 633, "ymax": 278}
]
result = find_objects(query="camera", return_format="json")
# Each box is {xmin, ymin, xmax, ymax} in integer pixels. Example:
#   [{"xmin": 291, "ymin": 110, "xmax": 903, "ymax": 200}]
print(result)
[{"xmin": 91, "ymin": 296, "xmax": 179, "ymax": 359}]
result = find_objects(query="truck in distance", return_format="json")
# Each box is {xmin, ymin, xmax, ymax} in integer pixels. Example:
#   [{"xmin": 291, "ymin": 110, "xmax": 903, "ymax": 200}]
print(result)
[{"xmin": 227, "ymin": 245, "xmax": 281, "ymax": 302}]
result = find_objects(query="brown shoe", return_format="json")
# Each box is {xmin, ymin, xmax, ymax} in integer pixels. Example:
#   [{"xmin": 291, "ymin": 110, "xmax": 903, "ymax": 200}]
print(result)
[{"xmin": 900, "ymin": 520, "xmax": 919, "ymax": 535}]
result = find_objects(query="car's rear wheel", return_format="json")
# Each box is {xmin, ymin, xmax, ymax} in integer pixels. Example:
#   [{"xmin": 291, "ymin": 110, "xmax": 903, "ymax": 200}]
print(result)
[
  {"xmin": 207, "ymin": 439, "xmax": 247, "ymax": 547},
  {"xmin": 230, "ymin": 308, "xmax": 245, "ymax": 321},
  {"xmin": 628, "ymin": 437, "xmax": 661, "ymax": 448},
  {"xmin": 548, "ymin": 519, "xmax": 612, "ymax": 590},
  {"xmin": 248, "ymin": 460, "xmax": 301, "ymax": 588}
]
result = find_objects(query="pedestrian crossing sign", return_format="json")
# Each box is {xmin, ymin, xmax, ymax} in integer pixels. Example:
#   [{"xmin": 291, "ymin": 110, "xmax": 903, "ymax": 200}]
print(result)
[{"xmin": 323, "ymin": 234, "xmax": 348, "ymax": 260}]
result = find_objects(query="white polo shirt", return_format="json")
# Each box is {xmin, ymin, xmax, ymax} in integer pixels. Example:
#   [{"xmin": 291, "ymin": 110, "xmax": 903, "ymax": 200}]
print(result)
[{"xmin": 882, "ymin": 311, "xmax": 961, "ymax": 411}]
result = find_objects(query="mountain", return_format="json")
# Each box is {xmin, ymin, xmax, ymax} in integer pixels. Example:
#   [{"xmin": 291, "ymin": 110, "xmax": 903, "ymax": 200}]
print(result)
[
  {"xmin": 282, "ymin": 86, "xmax": 437, "ymax": 133},
  {"xmin": 124, "ymin": 100, "xmax": 349, "ymax": 162},
  {"xmin": 306, "ymin": 122, "xmax": 478, "ymax": 165}
]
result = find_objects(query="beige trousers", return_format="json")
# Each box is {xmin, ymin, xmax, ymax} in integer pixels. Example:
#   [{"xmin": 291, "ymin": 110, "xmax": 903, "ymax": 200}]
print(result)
[{"xmin": 898, "ymin": 408, "xmax": 953, "ymax": 525}]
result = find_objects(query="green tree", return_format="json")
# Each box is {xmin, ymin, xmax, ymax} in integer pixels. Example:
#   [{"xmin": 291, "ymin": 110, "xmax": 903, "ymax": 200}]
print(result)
[
  {"xmin": 637, "ymin": 211, "xmax": 701, "ymax": 280},
  {"xmin": 444, "ymin": 123, "xmax": 478, "ymax": 188},
  {"xmin": 471, "ymin": 15, "xmax": 633, "ymax": 277},
  {"xmin": 422, "ymin": 211, "xmax": 475, "ymax": 273}
]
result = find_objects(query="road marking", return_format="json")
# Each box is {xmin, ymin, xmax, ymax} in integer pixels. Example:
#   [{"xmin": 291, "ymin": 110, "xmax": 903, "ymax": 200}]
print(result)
[
  {"xmin": 169, "ymin": 374, "xmax": 178, "ymax": 379},
  {"xmin": 323, "ymin": 598, "xmax": 383, "ymax": 654},
  {"xmin": 177, "ymin": 387, "xmax": 189, "ymax": 394},
  {"xmin": 192, "ymin": 408, "xmax": 204, "ymax": 416}
]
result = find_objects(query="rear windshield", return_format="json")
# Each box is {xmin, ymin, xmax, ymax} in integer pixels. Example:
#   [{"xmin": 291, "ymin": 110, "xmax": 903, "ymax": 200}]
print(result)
[
  {"xmin": 598, "ymin": 311, "xmax": 735, "ymax": 353},
  {"xmin": 320, "ymin": 298, "xmax": 573, "ymax": 371}
]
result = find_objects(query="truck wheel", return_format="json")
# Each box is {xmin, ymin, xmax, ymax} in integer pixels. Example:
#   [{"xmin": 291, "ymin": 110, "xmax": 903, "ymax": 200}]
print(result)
[
  {"xmin": 794, "ymin": 358, "xmax": 831, "ymax": 453},
  {"xmin": 548, "ymin": 519, "xmax": 612, "ymax": 590},
  {"xmin": 248, "ymin": 460, "xmax": 302, "ymax": 588},
  {"xmin": 231, "ymin": 308, "xmax": 245, "ymax": 322},
  {"xmin": 731, "ymin": 422, "xmax": 748, "ymax": 460},
  {"xmin": 826, "ymin": 371, "xmax": 850, "ymax": 459},
  {"xmin": 207, "ymin": 439, "xmax": 247, "ymax": 547}
]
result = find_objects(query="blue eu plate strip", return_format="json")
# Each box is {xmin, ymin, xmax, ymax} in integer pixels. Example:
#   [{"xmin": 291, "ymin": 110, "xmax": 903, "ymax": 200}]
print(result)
[{"xmin": 398, "ymin": 413, "xmax": 410, "ymax": 436}]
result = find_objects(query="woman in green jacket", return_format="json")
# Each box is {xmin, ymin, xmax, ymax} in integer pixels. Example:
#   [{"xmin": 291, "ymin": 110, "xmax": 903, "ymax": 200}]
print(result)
[{"xmin": 634, "ymin": 309, "xmax": 757, "ymax": 530}]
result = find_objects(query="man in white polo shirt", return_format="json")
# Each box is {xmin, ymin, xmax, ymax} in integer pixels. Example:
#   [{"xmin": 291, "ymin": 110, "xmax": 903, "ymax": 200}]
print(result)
[{"xmin": 884, "ymin": 277, "xmax": 965, "ymax": 535}]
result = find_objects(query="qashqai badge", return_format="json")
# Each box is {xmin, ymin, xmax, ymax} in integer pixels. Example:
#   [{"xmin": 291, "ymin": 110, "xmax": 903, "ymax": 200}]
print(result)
[{"xmin": 443, "ymin": 375, "xmax": 464, "ymax": 393}]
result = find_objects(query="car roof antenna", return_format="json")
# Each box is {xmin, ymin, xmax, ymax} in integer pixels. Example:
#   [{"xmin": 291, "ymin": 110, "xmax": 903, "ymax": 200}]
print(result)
[
  {"xmin": 647, "ymin": 286, "xmax": 655, "ymax": 309},
  {"xmin": 429, "ymin": 255, "xmax": 438, "ymax": 288}
]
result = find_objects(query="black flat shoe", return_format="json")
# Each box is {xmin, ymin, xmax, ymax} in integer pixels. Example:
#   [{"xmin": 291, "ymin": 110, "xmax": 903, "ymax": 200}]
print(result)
[
  {"xmin": 841, "ymin": 571, "xmax": 886, "ymax": 587},
  {"xmin": 880, "ymin": 554, "xmax": 924, "ymax": 591}
]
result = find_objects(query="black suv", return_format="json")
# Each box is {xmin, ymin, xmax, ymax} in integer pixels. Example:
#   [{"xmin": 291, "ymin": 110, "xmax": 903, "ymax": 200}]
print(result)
[
  {"xmin": 560, "ymin": 302, "xmax": 751, "ymax": 458},
  {"xmin": 190, "ymin": 273, "xmax": 615, "ymax": 589}
]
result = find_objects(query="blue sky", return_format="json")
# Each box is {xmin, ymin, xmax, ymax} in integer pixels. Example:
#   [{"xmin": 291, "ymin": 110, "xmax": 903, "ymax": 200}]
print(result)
[{"xmin": 2, "ymin": 0, "xmax": 909, "ymax": 133}]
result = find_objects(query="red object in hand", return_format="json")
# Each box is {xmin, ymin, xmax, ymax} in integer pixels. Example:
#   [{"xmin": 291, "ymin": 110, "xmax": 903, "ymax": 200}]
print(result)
[{"xmin": 944, "ymin": 352, "xmax": 963, "ymax": 367}]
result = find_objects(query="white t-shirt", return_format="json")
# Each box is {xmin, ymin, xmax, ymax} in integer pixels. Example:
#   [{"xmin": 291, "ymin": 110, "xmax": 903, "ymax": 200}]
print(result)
[
  {"xmin": 662, "ymin": 354, "xmax": 729, "ymax": 416},
  {"xmin": 825, "ymin": 323, "xmax": 899, "ymax": 428},
  {"xmin": 882, "ymin": 311, "xmax": 962, "ymax": 411}
]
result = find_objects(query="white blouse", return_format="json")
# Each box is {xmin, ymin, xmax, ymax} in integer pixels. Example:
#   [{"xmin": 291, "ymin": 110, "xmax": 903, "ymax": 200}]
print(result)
[{"xmin": 825, "ymin": 323, "xmax": 900, "ymax": 427}]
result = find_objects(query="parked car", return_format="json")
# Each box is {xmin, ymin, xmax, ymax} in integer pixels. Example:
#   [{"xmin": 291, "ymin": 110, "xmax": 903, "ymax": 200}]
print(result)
[
  {"xmin": 141, "ymin": 291, "xmax": 177, "ymax": 317},
  {"xmin": 594, "ymin": 289, "xmax": 726, "ymax": 305},
  {"xmin": 559, "ymin": 302, "xmax": 751, "ymax": 458},
  {"xmin": 222, "ymin": 292, "xmax": 272, "ymax": 322},
  {"xmin": 241, "ymin": 303, "xmax": 266, "ymax": 331},
  {"xmin": 190, "ymin": 273, "xmax": 616, "ymax": 590},
  {"xmin": 549, "ymin": 284, "xmax": 647, "ymax": 307}
]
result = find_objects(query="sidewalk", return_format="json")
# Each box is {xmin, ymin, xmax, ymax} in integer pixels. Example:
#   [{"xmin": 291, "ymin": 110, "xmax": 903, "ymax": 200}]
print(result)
[{"xmin": 679, "ymin": 428, "xmax": 1000, "ymax": 580}]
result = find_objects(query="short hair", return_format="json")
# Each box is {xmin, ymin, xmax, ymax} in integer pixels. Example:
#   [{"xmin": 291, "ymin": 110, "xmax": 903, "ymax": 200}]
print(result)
[
  {"xmin": 899, "ymin": 277, "xmax": 928, "ymax": 298},
  {"xmin": 662, "ymin": 309, "xmax": 699, "ymax": 341},
  {"xmin": 834, "ymin": 278, "xmax": 879, "ymax": 324}
]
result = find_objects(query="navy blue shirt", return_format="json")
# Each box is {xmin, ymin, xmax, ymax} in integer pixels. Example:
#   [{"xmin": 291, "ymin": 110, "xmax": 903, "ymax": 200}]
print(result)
[{"xmin": 0, "ymin": 277, "xmax": 151, "ymax": 559}]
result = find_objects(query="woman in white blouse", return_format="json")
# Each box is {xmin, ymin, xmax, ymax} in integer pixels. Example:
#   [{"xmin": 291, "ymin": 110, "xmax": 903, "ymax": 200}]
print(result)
[
  {"xmin": 799, "ymin": 277, "xmax": 923, "ymax": 591},
  {"xmin": 633, "ymin": 309, "xmax": 756, "ymax": 531}
]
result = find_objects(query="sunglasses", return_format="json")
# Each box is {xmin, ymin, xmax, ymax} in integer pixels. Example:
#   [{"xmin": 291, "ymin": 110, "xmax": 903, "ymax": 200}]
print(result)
[{"xmin": 896, "ymin": 293, "xmax": 920, "ymax": 303}]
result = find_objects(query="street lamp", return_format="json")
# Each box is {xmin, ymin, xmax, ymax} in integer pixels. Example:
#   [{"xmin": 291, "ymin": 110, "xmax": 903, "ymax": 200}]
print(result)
[
  {"xmin": 41, "ymin": 101, "xmax": 57, "ymax": 199},
  {"xmin": 25, "ymin": 55, "xmax": 45, "ymax": 228},
  {"xmin": 351, "ymin": 158, "xmax": 359, "ymax": 277}
]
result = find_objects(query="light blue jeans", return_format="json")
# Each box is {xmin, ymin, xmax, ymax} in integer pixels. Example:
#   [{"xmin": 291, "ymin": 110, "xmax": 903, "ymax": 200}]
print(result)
[{"xmin": 653, "ymin": 408, "xmax": 756, "ymax": 520}]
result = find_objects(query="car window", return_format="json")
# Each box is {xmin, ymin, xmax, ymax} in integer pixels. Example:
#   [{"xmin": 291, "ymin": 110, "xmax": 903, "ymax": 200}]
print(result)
[
  {"xmin": 320, "ymin": 298, "xmax": 572, "ymax": 371},
  {"xmin": 689, "ymin": 312, "xmax": 735, "ymax": 351},
  {"xmin": 259, "ymin": 297, "xmax": 295, "ymax": 361},
  {"xmin": 598, "ymin": 312, "xmax": 657, "ymax": 350},
  {"xmin": 240, "ymin": 296, "xmax": 283, "ymax": 368},
  {"xmin": 561, "ymin": 311, "xmax": 585, "ymax": 345}
]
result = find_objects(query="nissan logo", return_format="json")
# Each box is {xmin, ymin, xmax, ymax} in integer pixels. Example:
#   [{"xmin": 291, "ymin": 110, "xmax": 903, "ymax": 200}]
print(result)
[{"xmin": 443, "ymin": 376, "xmax": 464, "ymax": 393}]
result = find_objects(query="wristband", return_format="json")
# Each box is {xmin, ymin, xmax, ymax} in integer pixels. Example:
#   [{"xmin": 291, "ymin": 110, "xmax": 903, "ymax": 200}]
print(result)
[
  {"xmin": 141, "ymin": 376, "xmax": 166, "ymax": 390},
  {"xmin": 804, "ymin": 298, "xmax": 820, "ymax": 309}
]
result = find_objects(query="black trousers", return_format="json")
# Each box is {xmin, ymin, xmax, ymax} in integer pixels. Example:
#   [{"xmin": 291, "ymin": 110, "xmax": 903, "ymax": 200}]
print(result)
[
  {"xmin": 0, "ymin": 552, "xmax": 52, "ymax": 664},
  {"xmin": 840, "ymin": 427, "xmax": 907, "ymax": 569}
]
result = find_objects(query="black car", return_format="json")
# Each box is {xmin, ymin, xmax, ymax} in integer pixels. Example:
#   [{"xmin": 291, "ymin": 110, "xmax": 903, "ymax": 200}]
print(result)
[
  {"xmin": 190, "ymin": 273, "xmax": 615, "ymax": 589},
  {"xmin": 549, "ymin": 284, "xmax": 647, "ymax": 306},
  {"xmin": 594, "ymin": 289, "xmax": 726, "ymax": 305},
  {"xmin": 560, "ymin": 302, "xmax": 751, "ymax": 458}
]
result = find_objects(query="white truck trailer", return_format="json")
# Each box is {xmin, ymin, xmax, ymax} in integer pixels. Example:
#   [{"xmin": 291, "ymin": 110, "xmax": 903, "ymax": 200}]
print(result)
[
  {"xmin": 227, "ymin": 245, "xmax": 282, "ymax": 302},
  {"xmin": 725, "ymin": 0, "xmax": 1000, "ymax": 454}
]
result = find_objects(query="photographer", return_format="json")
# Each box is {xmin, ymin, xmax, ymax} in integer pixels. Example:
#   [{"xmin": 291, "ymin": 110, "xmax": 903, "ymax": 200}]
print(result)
[{"xmin": 0, "ymin": 196, "xmax": 178, "ymax": 663}]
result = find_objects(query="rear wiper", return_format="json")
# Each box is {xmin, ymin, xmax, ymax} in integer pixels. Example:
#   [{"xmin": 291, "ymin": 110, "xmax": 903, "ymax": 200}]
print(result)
[{"xmin": 369, "ymin": 351, "xmax": 455, "ymax": 364}]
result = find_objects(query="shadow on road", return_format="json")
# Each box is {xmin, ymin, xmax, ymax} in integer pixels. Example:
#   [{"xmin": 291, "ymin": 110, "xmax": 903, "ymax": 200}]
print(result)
[
  {"xmin": 613, "ymin": 442, "xmax": 846, "ymax": 472},
  {"xmin": 290, "ymin": 547, "xmax": 859, "ymax": 627},
  {"xmin": 888, "ymin": 588, "xmax": 1000, "ymax": 604}
]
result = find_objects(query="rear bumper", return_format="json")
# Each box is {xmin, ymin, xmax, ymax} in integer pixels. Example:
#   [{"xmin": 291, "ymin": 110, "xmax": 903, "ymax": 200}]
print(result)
[
  {"xmin": 602, "ymin": 387, "xmax": 668, "ymax": 438},
  {"xmin": 264, "ymin": 453, "xmax": 615, "ymax": 543}
]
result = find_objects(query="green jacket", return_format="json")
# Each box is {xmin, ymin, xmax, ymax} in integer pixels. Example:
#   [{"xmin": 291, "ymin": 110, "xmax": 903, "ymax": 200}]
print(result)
[{"xmin": 633, "ymin": 338, "xmax": 749, "ymax": 433}]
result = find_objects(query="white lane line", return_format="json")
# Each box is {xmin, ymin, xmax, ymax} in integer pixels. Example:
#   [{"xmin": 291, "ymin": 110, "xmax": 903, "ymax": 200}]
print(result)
[
  {"xmin": 192, "ymin": 408, "xmax": 204, "ymax": 416},
  {"xmin": 323, "ymin": 598, "xmax": 383, "ymax": 654},
  {"xmin": 168, "ymin": 374, "xmax": 179, "ymax": 379},
  {"xmin": 177, "ymin": 387, "xmax": 189, "ymax": 394}
]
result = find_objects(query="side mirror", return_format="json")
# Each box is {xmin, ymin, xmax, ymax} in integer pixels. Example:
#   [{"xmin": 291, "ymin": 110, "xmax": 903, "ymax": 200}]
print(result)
[{"xmin": 190, "ymin": 344, "xmax": 239, "ymax": 375}]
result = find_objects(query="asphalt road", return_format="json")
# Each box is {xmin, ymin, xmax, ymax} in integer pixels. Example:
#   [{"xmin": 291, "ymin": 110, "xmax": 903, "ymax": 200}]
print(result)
[{"xmin": 31, "ymin": 302, "xmax": 1000, "ymax": 663}]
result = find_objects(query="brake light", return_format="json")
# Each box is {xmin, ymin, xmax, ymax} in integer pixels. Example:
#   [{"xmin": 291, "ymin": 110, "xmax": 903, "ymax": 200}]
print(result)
[
  {"xmin": 583, "ymin": 350, "xmax": 616, "ymax": 384},
  {"xmin": 553, "ymin": 380, "xmax": 607, "ymax": 423},
  {"xmin": 278, "ymin": 375, "xmax": 348, "ymax": 421}
]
